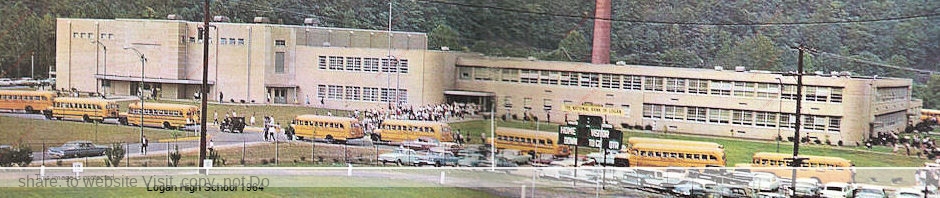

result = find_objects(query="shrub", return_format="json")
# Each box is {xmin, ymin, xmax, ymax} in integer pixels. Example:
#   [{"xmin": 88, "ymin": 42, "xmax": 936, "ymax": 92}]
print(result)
[
  {"xmin": 644, "ymin": 125, "xmax": 653, "ymax": 130},
  {"xmin": 261, "ymin": 159, "xmax": 269, "ymax": 165},
  {"xmin": 0, "ymin": 145, "xmax": 32, "ymax": 167},
  {"xmin": 169, "ymin": 145, "xmax": 182, "ymax": 167},
  {"xmin": 104, "ymin": 143, "xmax": 124, "ymax": 167}
]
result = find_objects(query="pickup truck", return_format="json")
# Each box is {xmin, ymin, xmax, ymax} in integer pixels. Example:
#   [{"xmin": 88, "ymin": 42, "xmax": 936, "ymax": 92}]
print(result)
[
  {"xmin": 48, "ymin": 141, "xmax": 111, "ymax": 158},
  {"xmin": 379, "ymin": 147, "xmax": 420, "ymax": 166},
  {"xmin": 417, "ymin": 150, "xmax": 459, "ymax": 167}
]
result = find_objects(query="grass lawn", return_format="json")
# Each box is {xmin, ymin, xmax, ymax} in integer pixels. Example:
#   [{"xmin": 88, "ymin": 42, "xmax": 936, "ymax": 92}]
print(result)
[
  {"xmin": 0, "ymin": 116, "xmax": 181, "ymax": 151},
  {"xmin": 450, "ymin": 120, "xmax": 929, "ymax": 167}
]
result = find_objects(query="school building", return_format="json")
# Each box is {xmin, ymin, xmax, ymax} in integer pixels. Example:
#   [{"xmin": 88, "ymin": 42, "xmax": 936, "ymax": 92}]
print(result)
[{"xmin": 55, "ymin": 17, "xmax": 919, "ymax": 144}]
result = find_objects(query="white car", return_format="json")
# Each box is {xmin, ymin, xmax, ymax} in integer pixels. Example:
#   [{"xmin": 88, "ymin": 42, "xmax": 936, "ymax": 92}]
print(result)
[
  {"xmin": 586, "ymin": 150, "xmax": 620, "ymax": 165},
  {"xmin": 0, "ymin": 78, "xmax": 12, "ymax": 86},
  {"xmin": 821, "ymin": 182, "xmax": 853, "ymax": 198},
  {"xmin": 748, "ymin": 172, "xmax": 780, "ymax": 192},
  {"xmin": 794, "ymin": 178, "xmax": 822, "ymax": 197},
  {"xmin": 849, "ymin": 185, "xmax": 887, "ymax": 198},
  {"xmin": 894, "ymin": 188, "xmax": 925, "ymax": 198}
]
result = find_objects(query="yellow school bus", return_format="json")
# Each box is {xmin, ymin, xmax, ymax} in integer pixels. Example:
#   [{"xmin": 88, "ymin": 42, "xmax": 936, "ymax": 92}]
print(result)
[
  {"xmin": 373, "ymin": 119, "xmax": 454, "ymax": 143},
  {"xmin": 0, "ymin": 90, "xmax": 56, "ymax": 113},
  {"xmin": 921, "ymin": 109, "xmax": 940, "ymax": 123},
  {"xmin": 291, "ymin": 114, "xmax": 365, "ymax": 142},
  {"xmin": 745, "ymin": 152, "xmax": 854, "ymax": 183},
  {"xmin": 616, "ymin": 143, "xmax": 726, "ymax": 167},
  {"xmin": 122, "ymin": 102, "xmax": 199, "ymax": 129},
  {"xmin": 46, "ymin": 97, "xmax": 121, "ymax": 122},
  {"xmin": 485, "ymin": 127, "xmax": 571, "ymax": 157},
  {"xmin": 627, "ymin": 137, "xmax": 724, "ymax": 149}
]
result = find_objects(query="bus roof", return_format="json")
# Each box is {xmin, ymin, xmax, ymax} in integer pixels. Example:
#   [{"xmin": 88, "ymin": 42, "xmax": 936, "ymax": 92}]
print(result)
[
  {"xmin": 54, "ymin": 97, "xmax": 116, "ymax": 105},
  {"xmin": 752, "ymin": 152, "xmax": 852, "ymax": 164},
  {"xmin": 128, "ymin": 102, "xmax": 197, "ymax": 111},
  {"xmin": 495, "ymin": 127, "xmax": 560, "ymax": 139},
  {"xmin": 628, "ymin": 137, "xmax": 723, "ymax": 148},
  {"xmin": 0, "ymin": 90, "xmax": 56, "ymax": 96},
  {"xmin": 294, "ymin": 114, "xmax": 358, "ymax": 122},
  {"xmin": 922, "ymin": 109, "xmax": 940, "ymax": 114}
]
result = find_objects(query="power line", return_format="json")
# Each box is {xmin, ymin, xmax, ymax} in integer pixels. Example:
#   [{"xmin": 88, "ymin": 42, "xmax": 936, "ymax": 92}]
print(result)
[
  {"xmin": 810, "ymin": 51, "xmax": 937, "ymax": 74},
  {"xmin": 418, "ymin": 0, "xmax": 940, "ymax": 26}
]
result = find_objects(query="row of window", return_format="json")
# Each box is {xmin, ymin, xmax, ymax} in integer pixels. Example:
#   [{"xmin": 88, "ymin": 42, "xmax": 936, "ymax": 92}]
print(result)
[
  {"xmin": 631, "ymin": 149, "xmax": 719, "ymax": 161},
  {"xmin": 642, "ymin": 103, "xmax": 842, "ymax": 133},
  {"xmin": 380, "ymin": 124, "xmax": 437, "ymax": 133},
  {"xmin": 495, "ymin": 135, "xmax": 554, "ymax": 146},
  {"xmin": 73, "ymin": 32, "xmax": 114, "ymax": 40},
  {"xmin": 294, "ymin": 120, "xmax": 348, "ymax": 129},
  {"xmin": 317, "ymin": 84, "xmax": 407, "ymax": 104},
  {"xmin": 875, "ymin": 111, "xmax": 907, "ymax": 130},
  {"xmin": 753, "ymin": 159, "xmax": 840, "ymax": 167},
  {"xmin": 319, "ymin": 56, "xmax": 409, "ymax": 73},
  {"xmin": 128, "ymin": 109, "xmax": 184, "ymax": 117},
  {"xmin": 459, "ymin": 66, "xmax": 846, "ymax": 103},
  {"xmin": 0, "ymin": 95, "xmax": 48, "ymax": 101},
  {"xmin": 877, "ymin": 87, "xmax": 909, "ymax": 103},
  {"xmin": 54, "ymin": 103, "xmax": 105, "ymax": 110},
  {"xmin": 182, "ymin": 36, "xmax": 247, "ymax": 45}
]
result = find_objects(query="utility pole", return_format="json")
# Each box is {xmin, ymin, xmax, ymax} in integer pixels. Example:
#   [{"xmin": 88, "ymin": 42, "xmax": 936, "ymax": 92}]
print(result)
[
  {"xmin": 199, "ymin": 0, "xmax": 210, "ymax": 169},
  {"xmin": 31, "ymin": 52, "xmax": 35, "ymax": 79},
  {"xmin": 788, "ymin": 44, "xmax": 814, "ymax": 197}
]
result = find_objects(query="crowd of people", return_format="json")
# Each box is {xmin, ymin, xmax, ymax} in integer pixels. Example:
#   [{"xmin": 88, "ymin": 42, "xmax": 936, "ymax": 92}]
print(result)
[
  {"xmin": 868, "ymin": 131, "xmax": 940, "ymax": 161},
  {"xmin": 353, "ymin": 102, "xmax": 481, "ymax": 134}
]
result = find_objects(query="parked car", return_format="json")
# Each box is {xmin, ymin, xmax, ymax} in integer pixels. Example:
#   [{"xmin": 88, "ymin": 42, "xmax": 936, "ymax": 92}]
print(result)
[
  {"xmin": 587, "ymin": 150, "xmax": 620, "ymax": 166},
  {"xmin": 402, "ymin": 137, "xmax": 440, "ymax": 151},
  {"xmin": 457, "ymin": 153, "xmax": 487, "ymax": 167},
  {"xmin": 749, "ymin": 172, "xmax": 781, "ymax": 192},
  {"xmin": 620, "ymin": 169, "xmax": 647, "ymax": 188},
  {"xmin": 794, "ymin": 178, "xmax": 822, "ymax": 198},
  {"xmin": 220, "ymin": 116, "xmax": 246, "ymax": 133},
  {"xmin": 704, "ymin": 184, "xmax": 752, "ymax": 198},
  {"xmin": 417, "ymin": 150, "xmax": 459, "ymax": 167},
  {"xmin": 48, "ymin": 141, "xmax": 111, "ymax": 158},
  {"xmin": 497, "ymin": 149, "xmax": 531, "ymax": 165},
  {"xmin": 893, "ymin": 188, "xmax": 925, "ymax": 198},
  {"xmin": 457, "ymin": 144, "xmax": 487, "ymax": 157},
  {"xmin": 821, "ymin": 182, "xmax": 853, "ymax": 198},
  {"xmin": 531, "ymin": 153, "xmax": 556, "ymax": 165},
  {"xmin": 378, "ymin": 147, "xmax": 420, "ymax": 166},
  {"xmin": 671, "ymin": 178, "xmax": 717, "ymax": 197},
  {"xmin": 0, "ymin": 78, "xmax": 12, "ymax": 86},
  {"xmin": 479, "ymin": 156, "xmax": 518, "ymax": 167},
  {"xmin": 756, "ymin": 192, "xmax": 789, "ymax": 198},
  {"xmin": 635, "ymin": 168, "xmax": 685, "ymax": 191},
  {"xmin": 549, "ymin": 156, "xmax": 595, "ymax": 167},
  {"xmin": 848, "ymin": 185, "xmax": 887, "ymax": 198}
]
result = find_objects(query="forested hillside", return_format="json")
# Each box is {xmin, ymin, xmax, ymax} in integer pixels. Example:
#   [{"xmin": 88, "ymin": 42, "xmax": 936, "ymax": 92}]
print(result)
[{"xmin": 1, "ymin": 0, "xmax": 938, "ymax": 105}]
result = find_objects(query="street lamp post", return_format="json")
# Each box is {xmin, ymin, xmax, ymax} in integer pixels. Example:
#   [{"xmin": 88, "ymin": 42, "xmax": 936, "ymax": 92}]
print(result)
[
  {"xmin": 124, "ymin": 47, "xmax": 146, "ymax": 144},
  {"xmin": 92, "ymin": 41, "xmax": 107, "ymax": 97},
  {"xmin": 775, "ymin": 77, "xmax": 783, "ymax": 153}
]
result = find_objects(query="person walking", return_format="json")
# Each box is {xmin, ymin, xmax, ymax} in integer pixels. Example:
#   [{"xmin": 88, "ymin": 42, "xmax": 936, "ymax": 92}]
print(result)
[
  {"xmin": 213, "ymin": 111, "xmax": 219, "ymax": 125},
  {"xmin": 141, "ymin": 136, "xmax": 149, "ymax": 155},
  {"xmin": 219, "ymin": 92, "xmax": 224, "ymax": 103},
  {"xmin": 250, "ymin": 114, "xmax": 256, "ymax": 126},
  {"xmin": 208, "ymin": 139, "xmax": 215, "ymax": 153}
]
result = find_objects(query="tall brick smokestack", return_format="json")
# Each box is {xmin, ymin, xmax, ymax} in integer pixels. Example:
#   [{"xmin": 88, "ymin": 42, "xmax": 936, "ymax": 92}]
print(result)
[{"xmin": 591, "ymin": 0, "xmax": 611, "ymax": 64}]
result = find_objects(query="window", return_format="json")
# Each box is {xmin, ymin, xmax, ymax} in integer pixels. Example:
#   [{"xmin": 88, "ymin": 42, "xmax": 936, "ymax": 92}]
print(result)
[
  {"xmin": 781, "ymin": 85, "xmax": 798, "ymax": 100},
  {"xmin": 539, "ymin": 71, "xmax": 559, "ymax": 85},
  {"xmin": 643, "ymin": 76, "xmax": 663, "ymax": 91},
  {"xmin": 756, "ymin": 83, "xmax": 779, "ymax": 98},
  {"xmin": 317, "ymin": 85, "xmax": 327, "ymax": 99},
  {"xmin": 458, "ymin": 67, "xmax": 472, "ymax": 80},
  {"xmin": 665, "ymin": 78, "xmax": 685, "ymax": 93},
  {"xmin": 473, "ymin": 67, "xmax": 495, "ymax": 81},
  {"xmin": 523, "ymin": 98, "xmax": 532, "ymax": 110},
  {"xmin": 380, "ymin": 88, "xmax": 396, "ymax": 102},
  {"xmin": 318, "ymin": 56, "xmax": 327, "ymax": 69},
  {"xmin": 754, "ymin": 112, "xmax": 777, "ymax": 127},
  {"xmin": 623, "ymin": 75, "xmax": 642, "ymax": 90},
  {"xmin": 543, "ymin": 99, "xmax": 553, "ymax": 110},
  {"xmin": 687, "ymin": 79, "xmax": 708, "ymax": 94},
  {"xmin": 381, "ymin": 58, "xmax": 398, "ymax": 73},
  {"xmin": 363, "ymin": 87, "xmax": 379, "ymax": 102},
  {"xmin": 362, "ymin": 58, "xmax": 379, "ymax": 72},
  {"xmin": 398, "ymin": 59, "xmax": 408, "ymax": 73},
  {"xmin": 686, "ymin": 107, "xmax": 707, "ymax": 122},
  {"xmin": 601, "ymin": 74, "xmax": 621, "ymax": 89},
  {"xmin": 274, "ymin": 52, "xmax": 286, "ymax": 73},
  {"xmin": 237, "ymin": 38, "xmax": 245, "ymax": 45},
  {"xmin": 805, "ymin": 86, "xmax": 829, "ymax": 102},
  {"xmin": 397, "ymin": 89, "xmax": 407, "ymax": 104},
  {"xmin": 733, "ymin": 82, "xmax": 755, "ymax": 97},
  {"xmin": 709, "ymin": 81, "xmax": 731, "ymax": 95},
  {"xmin": 803, "ymin": 115, "xmax": 826, "ymax": 131},
  {"xmin": 328, "ymin": 56, "xmax": 344, "ymax": 70},
  {"xmin": 501, "ymin": 69, "xmax": 519, "ymax": 83},
  {"xmin": 345, "ymin": 86, "xmax": 361, "ymax": 101},
  {"xmin": 580, "ymin": 73, "xmax": 599, "ymax": 87},
  {"xmin": 642, "ymin": 104, "xmax": 663, "ymax": 119},
  {"xmin": 780, "ymin": 114, "xmax": 795, "ymax": 129},
  {"xmin": 328, "ymin": 85, "xmax": 343, "ymax": 100},
  {"xmin": 830, "ymin": 87, "xmax": 843, "ymax": 103},
  {"xmin": 664, "ymin": 105, "xmax": 685, "ymax": 120},
  {"xmin": 219, "ymin": 38, "xmax": 227, "ymax": 45},
  {"xmin": 519, "ymin": 69, "xmax": 539, "ymax": 84},
  {"xmin": 275, "ymin": 40, "xmax": 286, "ymax": 46},
  {"xmin": 621, "ymin": 105, "xmax": 630, "ymax": 117},
  {"xmin": 503, "ymin": 96, "xmax": 512, "ymax": 108},
  {"xmin": 829, "ymin": 117, "xmax": 841, "ymax": 133},
  {"xmin": 560, "ymin": 72, "xmax": 578, "ymax": 86},
  {"xmin": 346, "ymin": 57, "xmax": 362, "ymax": 71}
]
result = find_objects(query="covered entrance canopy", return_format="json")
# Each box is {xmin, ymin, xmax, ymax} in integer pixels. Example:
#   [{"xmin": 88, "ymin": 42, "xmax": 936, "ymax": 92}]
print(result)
[
  {"xmin": 266, "ymin": 84, "xmax": 299, "ymax": 104},
  {"xmin": 444, "ymin": 90, "xmax": 495, "ymax": 112}
]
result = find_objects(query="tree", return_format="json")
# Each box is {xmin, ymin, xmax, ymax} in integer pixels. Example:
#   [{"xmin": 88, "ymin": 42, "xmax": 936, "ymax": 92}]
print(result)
[
  {"xmin": 428, "ymin": 24, "xmax": 461, "ymax": 50},
  {"xmin": 546, "ymin": 30, "xmax": 589, "ymax": 62}
]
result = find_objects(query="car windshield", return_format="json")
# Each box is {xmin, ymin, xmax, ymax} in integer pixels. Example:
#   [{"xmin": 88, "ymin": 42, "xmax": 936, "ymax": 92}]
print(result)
[
  {"xmin": 825, "ymin": 186, "xmax": 844, "ymax": 191},
  {"xmin": 897, "ymin": 192, "xmax": 922, "ymax": 198}
]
